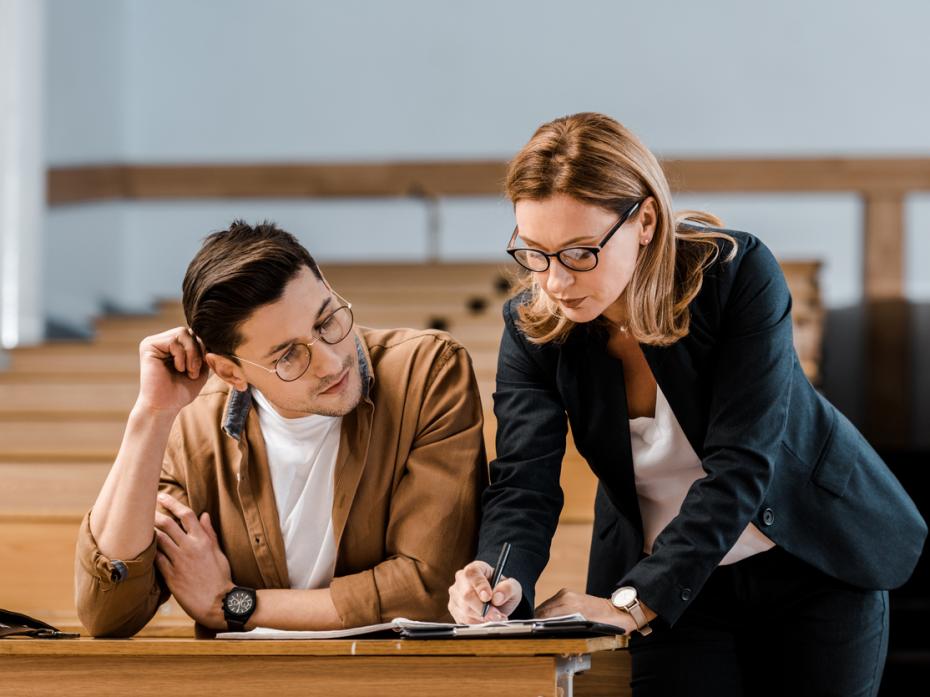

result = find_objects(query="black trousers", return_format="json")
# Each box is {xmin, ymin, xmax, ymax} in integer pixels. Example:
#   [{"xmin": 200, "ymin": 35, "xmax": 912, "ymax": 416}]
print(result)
[{"xmin": 628, "ymin": 546, "xmax": 889, "ymax": 697}]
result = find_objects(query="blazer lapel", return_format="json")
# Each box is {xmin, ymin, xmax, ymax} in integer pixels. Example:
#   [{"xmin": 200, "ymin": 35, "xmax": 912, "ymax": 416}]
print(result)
[
  {"xmin": 642, "ymin": 340, "xmax": 708, "ymax": 459},
  {"xmin": 557, "ymin": 327, "xmax": 641, "ymax": 523}
]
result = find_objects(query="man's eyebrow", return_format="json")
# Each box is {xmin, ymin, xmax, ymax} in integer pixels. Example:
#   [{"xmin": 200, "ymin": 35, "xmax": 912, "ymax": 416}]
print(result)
[{"xmin": 262, "ymin": 296, "xmax": 333, "ymax": 359}]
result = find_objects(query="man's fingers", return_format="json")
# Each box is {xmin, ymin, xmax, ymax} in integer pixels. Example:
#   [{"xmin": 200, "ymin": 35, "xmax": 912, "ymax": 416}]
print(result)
[
  {"xmin": 177, "ymin": 329, "xmax": 203, "ymax": 379},
  {"xmin": 145, "ymin": 327, "xmax": 203, "ymax": 377},
  {"xmin": 154, "ymin": 528, "xmax": 179, "ymax": 558},
  {"xmin": 158, "ymin": 494, "xmax": 200, "ymax": 535},
  {"xmin": 155, "ymin": 551, "xmax": 173, "ymax": 577},
  {"xmin": 154, "ymin": 511, "xmax": 186, "ymax": 547},
  {"xmin": 200, "ymin": 512, "xmax": 219, "ymax": 545}
]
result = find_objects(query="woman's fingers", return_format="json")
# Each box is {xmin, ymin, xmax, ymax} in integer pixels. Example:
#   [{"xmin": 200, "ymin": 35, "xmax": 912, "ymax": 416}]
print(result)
[
  {"xmin": 463, "ymin": 560, "xmax": 494, "ymax": 603},
  {"xmin": 490, "ymin": 576, "xmax": 523, "ymax": 615},
  {"xmin": 448, "ymin": 561, "xmax": 522, "ymax": 623}
]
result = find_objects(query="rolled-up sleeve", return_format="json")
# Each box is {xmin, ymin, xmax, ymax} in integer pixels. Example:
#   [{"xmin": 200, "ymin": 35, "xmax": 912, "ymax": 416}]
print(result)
[
  {"xmin": 329, "ymin": 342, "xmax": 487, "ymax": 626},
  {"xmin": 74, "ymin": 432, "xmax": 190, "ymax": 637}
]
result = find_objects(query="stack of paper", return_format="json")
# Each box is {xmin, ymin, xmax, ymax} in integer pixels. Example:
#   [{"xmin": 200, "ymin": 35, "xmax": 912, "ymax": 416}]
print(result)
[{"xmin": 216, "ymin": 614, "xmax": 625, "ymax": 640}]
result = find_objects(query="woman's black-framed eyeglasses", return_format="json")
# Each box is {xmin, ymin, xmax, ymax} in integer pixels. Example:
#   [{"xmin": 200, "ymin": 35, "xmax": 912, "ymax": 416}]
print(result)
[
  {"xmin": 231, "ymin": 296, "xmax": 354, "ymax": 382},
  {"xmin": 506, "ymin": 199, "xmax": 643, "ymax": 273}
]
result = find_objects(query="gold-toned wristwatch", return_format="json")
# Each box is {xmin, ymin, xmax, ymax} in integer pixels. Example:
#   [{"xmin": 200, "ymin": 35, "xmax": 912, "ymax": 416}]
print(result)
[{"xmin": 610, "ymin": 586, "xmax": 653, "ymax": 636}]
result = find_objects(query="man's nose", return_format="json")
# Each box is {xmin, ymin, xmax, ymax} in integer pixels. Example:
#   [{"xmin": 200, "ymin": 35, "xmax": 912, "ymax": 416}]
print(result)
[{"xmin": 310, "ymin": 340, "xmax": 343, "ymax": 378}]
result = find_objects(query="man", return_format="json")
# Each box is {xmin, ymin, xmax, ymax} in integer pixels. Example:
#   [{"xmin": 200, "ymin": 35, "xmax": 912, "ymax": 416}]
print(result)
[{"xmin": 75, "ymin": 221, "xmax": 487, "ymax": 637}]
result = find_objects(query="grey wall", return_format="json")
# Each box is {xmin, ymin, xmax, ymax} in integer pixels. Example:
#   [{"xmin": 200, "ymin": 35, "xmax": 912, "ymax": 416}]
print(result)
[{"xmin": 43, "ymin": 0, "xmax": 930, "ymax": 330}]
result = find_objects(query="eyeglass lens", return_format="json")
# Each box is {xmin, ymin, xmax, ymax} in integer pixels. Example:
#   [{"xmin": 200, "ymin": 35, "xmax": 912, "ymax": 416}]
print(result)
[
  {"xmin": 275, "ymin": 305, "xmax": 354, "ymax": 381},
  {"xmin": 513, "ymin": 247, "xmax": 598, "ymax": 272}
]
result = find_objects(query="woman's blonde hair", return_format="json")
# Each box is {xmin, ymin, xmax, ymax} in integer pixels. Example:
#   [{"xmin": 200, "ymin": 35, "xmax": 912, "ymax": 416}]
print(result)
[{"xmin": 506, "ymin": 112, "xmax": 736, "ymax": 347}]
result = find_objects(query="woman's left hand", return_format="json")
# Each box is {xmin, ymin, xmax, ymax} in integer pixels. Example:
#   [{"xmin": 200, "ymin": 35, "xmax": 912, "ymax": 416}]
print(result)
[{"xmin": 535, "ymin": 589, "xmax": 656, "ymax": 634}]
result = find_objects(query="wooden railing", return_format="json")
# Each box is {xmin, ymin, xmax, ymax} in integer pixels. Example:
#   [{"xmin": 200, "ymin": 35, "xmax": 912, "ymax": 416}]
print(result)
[{"xmin": 48, "ymin": 157, "xmax": 930, "ymax": 299}]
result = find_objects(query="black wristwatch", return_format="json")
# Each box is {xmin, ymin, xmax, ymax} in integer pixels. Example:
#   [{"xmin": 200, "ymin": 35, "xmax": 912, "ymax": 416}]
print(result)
[{"xmin": 222, "ymin": 586, "xmax": 257, "ymax": 632}]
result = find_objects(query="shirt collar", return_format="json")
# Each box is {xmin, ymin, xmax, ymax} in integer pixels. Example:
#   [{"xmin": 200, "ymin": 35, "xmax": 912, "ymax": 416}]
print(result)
[{"xmin": 221, "ymin": 331, "xmax": 373, "ymax": 441}]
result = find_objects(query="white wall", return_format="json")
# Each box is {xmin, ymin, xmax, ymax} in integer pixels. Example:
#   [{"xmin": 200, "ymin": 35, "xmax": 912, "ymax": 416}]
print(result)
[
  {"xmin": 42, "ymin": 0, "xmax": 930, "ymax": 331},
  {"xmin": 45, "ymin": 0, "xmax": 126, "ymax": 164},
  {"xmin": 120, "ymin": 0, "xmax": 930, "ymax": 160}
]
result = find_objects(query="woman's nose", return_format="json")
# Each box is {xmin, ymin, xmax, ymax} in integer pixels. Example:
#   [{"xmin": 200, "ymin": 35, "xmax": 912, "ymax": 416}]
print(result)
[{"xmin": 543, "ymin": 261, "xmax": 574, "ymax": 295}]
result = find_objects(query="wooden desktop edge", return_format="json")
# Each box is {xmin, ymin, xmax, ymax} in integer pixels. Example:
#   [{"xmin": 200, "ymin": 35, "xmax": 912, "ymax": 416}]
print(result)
[{"xmin": 0, "ymin": 635, "xmax": 627, "ymax": 657}]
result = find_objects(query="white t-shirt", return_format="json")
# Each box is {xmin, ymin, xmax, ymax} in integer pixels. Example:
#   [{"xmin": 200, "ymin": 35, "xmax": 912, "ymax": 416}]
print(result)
[
  {"xmin": 251, "ymin": 387, "xmax": 341, "ymax": 589},
  {"xmin": 630, "ymin": 384, "xmax": 775, "ymax": 565}
]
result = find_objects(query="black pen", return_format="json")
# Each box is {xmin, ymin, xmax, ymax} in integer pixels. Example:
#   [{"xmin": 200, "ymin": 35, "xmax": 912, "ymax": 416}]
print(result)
[{"xmin": 482, "ymin": 542, "xmax": 512, "ymax": 618}]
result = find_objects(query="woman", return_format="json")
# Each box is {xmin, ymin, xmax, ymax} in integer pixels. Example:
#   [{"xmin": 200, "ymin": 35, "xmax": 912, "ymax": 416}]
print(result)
[{"xmin": 447, "ymin": 112, "xmax": 926, "ymax": 696}]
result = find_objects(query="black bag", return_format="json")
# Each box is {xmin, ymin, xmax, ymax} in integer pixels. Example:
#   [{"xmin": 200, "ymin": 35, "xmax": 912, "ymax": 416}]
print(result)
[{"xmin": 0, "ymin": 608, "xmax": 79, "ymax": 639}]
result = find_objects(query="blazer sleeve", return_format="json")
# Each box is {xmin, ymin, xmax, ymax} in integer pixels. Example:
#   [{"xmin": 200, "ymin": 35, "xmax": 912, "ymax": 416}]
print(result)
[
  {"xmin": 620, "ymin": 237, "xmax": 795, "ymax": 626},
  {"xmin": 475, "ymin": 299, "xmax": 568, "ymax": 617}
]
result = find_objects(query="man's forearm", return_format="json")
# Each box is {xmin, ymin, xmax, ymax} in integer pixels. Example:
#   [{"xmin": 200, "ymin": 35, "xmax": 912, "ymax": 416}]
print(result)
[
  {"xmin": 90, "ymin": 404, "xmax": 179, "ymax": 560},
  {"xmin": 241, "ymin": 588, "xmax": 342, "ymax": 631}
]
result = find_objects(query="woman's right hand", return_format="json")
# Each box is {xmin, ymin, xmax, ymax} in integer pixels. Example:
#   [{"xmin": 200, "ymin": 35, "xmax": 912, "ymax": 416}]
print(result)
[
  {"xmin": 136, "ymin": 327, "xmax": 210, "ymax": 415},
  {"xmin": 448, "ymin": 560, "xmax": 523, "ymax": 624}
]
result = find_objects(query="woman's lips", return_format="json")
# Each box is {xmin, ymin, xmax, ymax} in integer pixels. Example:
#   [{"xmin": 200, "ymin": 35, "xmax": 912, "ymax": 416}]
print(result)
[{"xmin": 559, "ymin": 297, "xmax": 586, "ymax": 309}]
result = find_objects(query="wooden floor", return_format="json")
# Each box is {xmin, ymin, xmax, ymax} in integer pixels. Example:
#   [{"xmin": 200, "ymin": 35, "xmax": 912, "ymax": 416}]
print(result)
[{"xmin": 0, "ymin": 260, "xmax": 824, "ymax": 631}]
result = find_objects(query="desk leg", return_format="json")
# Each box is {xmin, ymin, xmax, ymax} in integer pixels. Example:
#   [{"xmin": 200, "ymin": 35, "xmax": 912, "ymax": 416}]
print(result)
[{"xmin": 555, "ymin": 654, "xmax": 592, "ymax": 697}]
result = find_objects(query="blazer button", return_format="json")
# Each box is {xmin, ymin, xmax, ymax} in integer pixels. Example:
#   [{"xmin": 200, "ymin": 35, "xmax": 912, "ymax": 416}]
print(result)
[
  {"xmin": 762, "ymin": 508, "xmax": 775, "ymax": 526},
  {"xmin": 680, "ymin": 587, "xmax": 692, "ymax": 601}
]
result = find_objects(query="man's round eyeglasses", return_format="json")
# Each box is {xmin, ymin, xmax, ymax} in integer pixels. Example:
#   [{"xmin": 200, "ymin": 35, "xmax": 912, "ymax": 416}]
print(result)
[
  {"xmin": 231, "ymin": 297, "xmax": 354, "ymax": 382},
  {"xmin": 506, "ymin": 199, "xmax": 643, "ymax": 273}
]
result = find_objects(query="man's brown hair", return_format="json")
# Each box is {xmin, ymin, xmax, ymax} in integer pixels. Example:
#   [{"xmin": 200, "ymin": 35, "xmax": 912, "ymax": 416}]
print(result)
[{"xmin": 182, "ymin": 220, "xmax": 323, "ymax": 358}]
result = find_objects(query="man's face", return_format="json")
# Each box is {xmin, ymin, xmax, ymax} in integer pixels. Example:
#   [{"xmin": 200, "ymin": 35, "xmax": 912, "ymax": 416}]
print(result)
[{"xmin": 231, "ymin": 266, "xmax": 363, "ymax": 418}]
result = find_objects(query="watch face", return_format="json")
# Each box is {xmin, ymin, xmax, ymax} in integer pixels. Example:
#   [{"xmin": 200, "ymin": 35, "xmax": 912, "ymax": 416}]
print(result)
[
  {"xmin": 227, "ymin": 590, "xmax": 254, "ymax": 616},
  {"xmin": 613, "ymin": 587, "xmax": 637, "ymax": 607}
]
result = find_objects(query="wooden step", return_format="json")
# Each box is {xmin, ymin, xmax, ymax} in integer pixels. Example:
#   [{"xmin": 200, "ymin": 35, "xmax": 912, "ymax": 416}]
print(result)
[
  {"xmin": 0, "ymin": 420, "xmax": 126, "ymax": 461},
  {"xmin": 0, "ymin": 382, "xmax": 137, "ymax": 418}
]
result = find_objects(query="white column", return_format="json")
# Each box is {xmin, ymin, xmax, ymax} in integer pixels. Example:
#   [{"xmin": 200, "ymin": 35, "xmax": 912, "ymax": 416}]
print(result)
[{"xmin": 0, "ymin": 0, "xmax": 45, "ymax": 348}]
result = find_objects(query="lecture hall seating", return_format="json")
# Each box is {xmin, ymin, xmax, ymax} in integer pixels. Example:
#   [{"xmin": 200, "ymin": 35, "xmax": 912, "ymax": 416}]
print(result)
[{"xmin": 0, "ymin": 260, "xmax": 823, "ymax": 632}]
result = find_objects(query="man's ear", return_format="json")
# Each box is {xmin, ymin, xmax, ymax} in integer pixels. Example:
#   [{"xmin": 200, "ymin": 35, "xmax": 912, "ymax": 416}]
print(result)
[{"xmin": 205, "ymin": 353, "xmax": 248, "ymax": 392}]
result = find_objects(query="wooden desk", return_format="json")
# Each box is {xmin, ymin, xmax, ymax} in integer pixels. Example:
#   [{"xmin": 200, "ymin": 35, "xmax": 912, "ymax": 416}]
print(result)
[{"xmin": 0, "ymin": 636, "xmax": 629, "ymax": 697}]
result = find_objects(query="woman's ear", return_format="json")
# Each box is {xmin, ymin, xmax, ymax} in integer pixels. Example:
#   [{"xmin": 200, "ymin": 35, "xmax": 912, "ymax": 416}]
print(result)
[
  {"xmin": 639, "ymin": 197, "xmax": 658, "ymax": 245},
  {"xmin": 205, "ymin": 353, "xmax": 248, "ymax": 392}
]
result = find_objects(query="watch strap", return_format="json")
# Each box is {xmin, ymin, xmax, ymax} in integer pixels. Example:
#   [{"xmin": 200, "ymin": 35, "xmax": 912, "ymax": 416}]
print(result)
[
  {"xmin": 626, "ymin": 600, "xmax": 652, "ymax": 636},
  {"xmin": 225, "ymin": 617, "xmax": 247, "ymax": 633}
]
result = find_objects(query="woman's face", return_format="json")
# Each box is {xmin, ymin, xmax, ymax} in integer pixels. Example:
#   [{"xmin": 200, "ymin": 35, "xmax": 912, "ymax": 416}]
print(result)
[{"xmin": 512, "ymin": 193, "xmax": 654, "ymax": 324}]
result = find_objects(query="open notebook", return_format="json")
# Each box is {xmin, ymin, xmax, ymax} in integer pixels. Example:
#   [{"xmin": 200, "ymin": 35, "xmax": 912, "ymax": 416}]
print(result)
[{"xmin": 216, "ymin": 613, "xmax": 626, "ymax": 640}]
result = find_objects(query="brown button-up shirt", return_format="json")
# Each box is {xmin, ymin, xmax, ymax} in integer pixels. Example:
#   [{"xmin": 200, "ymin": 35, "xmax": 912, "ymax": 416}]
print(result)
[{"xmin": 75, "ymin": 327, "xmax": 487, "ymax": 637}]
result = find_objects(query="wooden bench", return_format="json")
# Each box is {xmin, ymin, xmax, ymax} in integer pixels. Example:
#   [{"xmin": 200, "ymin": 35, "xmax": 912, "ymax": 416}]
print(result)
[
  {"xmin": 0, "ymin": 457, "xmax": 593, "ymax": 621},
  {"xmin": 0, "ymin": 259, "xmax": 822, "ymax": 626}
]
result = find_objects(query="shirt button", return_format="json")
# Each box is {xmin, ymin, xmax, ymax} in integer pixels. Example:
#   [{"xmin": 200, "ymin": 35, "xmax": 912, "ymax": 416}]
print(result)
[
  {"xmin": 109, "ymin": 560, "xmax": 128, "ymax": 583},
  {"xmin": 680, "ymin": 587, "xmax": 692, "ymax": 601},
  {"xmin": 762, "ymin": 508, "xmax": 775, "ymax": 526}
]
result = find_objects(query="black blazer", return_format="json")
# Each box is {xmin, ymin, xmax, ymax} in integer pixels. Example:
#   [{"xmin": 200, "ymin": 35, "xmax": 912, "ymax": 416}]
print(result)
[{"xmin": 476, "ymin": 230, "xmax": 927, "ymax": 625}]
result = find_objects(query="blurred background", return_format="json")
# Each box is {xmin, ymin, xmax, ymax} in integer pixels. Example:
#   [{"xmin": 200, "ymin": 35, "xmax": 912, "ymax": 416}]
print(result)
[{"xmin": 1, "ymin": 0, "xmax": 927, "ymax": 692}]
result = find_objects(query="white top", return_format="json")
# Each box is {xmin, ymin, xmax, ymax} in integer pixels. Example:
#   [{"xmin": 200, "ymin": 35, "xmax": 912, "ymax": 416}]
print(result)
[
  {"xmin": 252, "ymin": 387, "xmax": 341, "ymax": 589},
  {"xmin": 630, "ymin": 384, "xmax": 775, "ymax": 566}
]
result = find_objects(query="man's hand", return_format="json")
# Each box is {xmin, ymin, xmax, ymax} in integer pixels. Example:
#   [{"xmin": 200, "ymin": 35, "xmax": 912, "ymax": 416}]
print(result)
[
  {"xmin": 448, "ymin": 560, "xmax": 523, "ymax": 624},
  {"xmin": 137, "ymin": 327, "xmax": 210, "ymax": 416},
  {"xmin": 154, "ymin": 493, "xmax": 234, "ymax": 630},
  {"xmin": 535, "ymin": 588, "xmax": 657, "ymax": 634}
]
